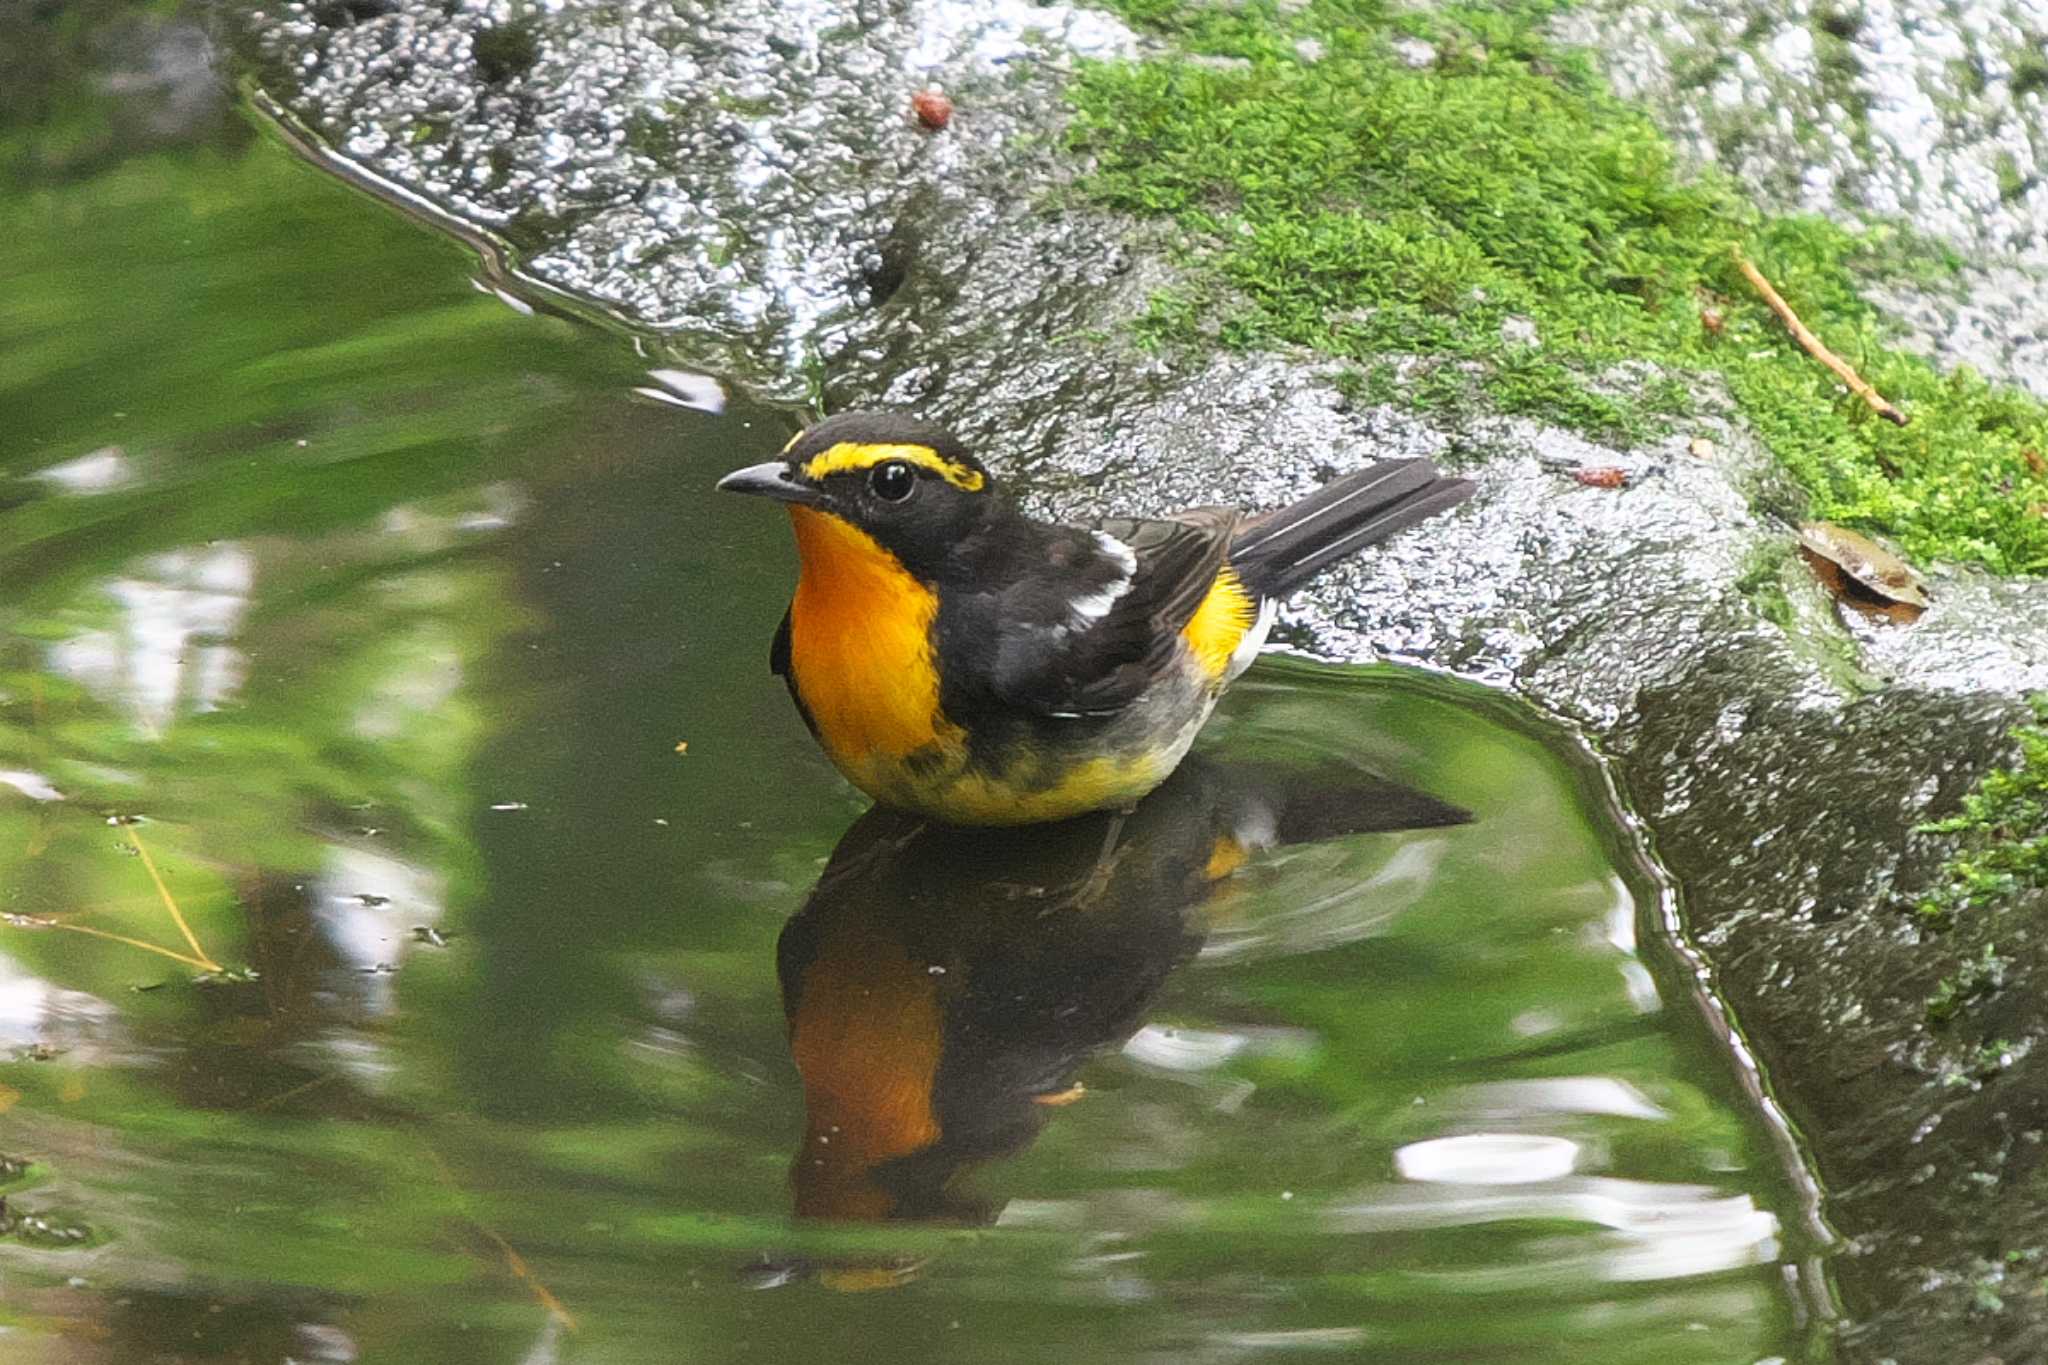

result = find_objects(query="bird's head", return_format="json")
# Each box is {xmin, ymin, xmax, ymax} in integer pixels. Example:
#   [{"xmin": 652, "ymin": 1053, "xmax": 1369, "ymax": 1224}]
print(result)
[{"xmin": 716, "ymin": 412, "xmax": 999, "ymax": 578}]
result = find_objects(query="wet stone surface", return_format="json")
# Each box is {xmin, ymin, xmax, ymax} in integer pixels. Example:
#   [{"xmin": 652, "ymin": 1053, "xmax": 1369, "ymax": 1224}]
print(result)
[
  {"xmin": 242, "ymin": 0, "xmax": 2048, "ymax": 1357},
  {"xmin": 245, "ymin": 0, "xmax": 1138, "ymax": 387}
]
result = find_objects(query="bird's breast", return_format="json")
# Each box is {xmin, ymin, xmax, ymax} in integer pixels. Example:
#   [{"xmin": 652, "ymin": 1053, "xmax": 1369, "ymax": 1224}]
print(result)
[
  {"xmin": 788, "ymin": 908, "xmax": 944, "ymax": 1219},
  {"xmin": 786, "ymin": 507, "xmax": 963, "ymax": 775}
]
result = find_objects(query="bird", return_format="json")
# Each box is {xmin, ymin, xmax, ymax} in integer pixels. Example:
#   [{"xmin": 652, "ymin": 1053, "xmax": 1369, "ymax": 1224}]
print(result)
[
  {"xmin": 777, "ymin": 754, "xmax": 1471, "ymax": 1225},
  {"xmin": 717, "ymin": 411, "xmax": 1474, "ymax": 826}
]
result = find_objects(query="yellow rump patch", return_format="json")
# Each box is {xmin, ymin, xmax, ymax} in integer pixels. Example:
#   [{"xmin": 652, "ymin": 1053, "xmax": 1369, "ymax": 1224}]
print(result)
[
  {"xmin": 1182, "ymin": 565, "xmax": 1258, "ymax": 681},
  {"xmin": 798, "ymin": 441, "xmax": 986, "ymax": 493},
  {"xmin": 1203, "ymin": 834, "xmax": 1250, "ymax": 881}
]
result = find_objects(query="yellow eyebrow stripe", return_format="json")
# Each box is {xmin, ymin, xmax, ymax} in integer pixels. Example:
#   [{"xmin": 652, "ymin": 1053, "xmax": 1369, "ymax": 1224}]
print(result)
[{"xmin": 798, "ymin": 441, "xmax": 985, "ymax": 493}]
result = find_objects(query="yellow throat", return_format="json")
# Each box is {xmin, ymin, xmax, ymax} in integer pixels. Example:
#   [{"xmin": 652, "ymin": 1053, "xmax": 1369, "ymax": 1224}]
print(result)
[{"xmin": 786, "ymin": 507, "xmax": 963, "ymax": 787}]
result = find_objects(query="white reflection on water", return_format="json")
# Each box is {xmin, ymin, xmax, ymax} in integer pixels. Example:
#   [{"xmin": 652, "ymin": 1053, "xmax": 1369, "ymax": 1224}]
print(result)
[
  {"xmin": 1121, "ymin": 1024, "xmax": 1315, "ymax": 1073},
  {"xmin": 0, "ymin": 770, "xmax": 64, "ymax": 802},
  {"xmin": 48, "ymin": 545, "xmax": 253, "ymax": 737},
  {"xmin": 352, "ymin": 635, "xmax": 463, "ymax": 742},
  {"xmin": 1436, "ymin": 1077, "xmax": 1670, "ymax": 1123},
  {"xmin": 1120, "ymin": 1024, "xmax": 1317, "ymax": 1113},
  {"xmin": 0, "ymin": 953, "xmax": 125, "ymax": 1061},
  {"xmin": 308, "ymin": 845, "xmax": 444, "ymax": 1018},
  {"xmin": 1332, "ymin": 1174, "xmax": 1780, "ymax": 1284},
  {"xmin": 1592, "ymin": 873, "xmax": 1661, "ymax": 1013},
  {"xmin": 1395, "ymin": 1133, "xmax": 1581, "ymax": 1184},
  {"xmin": 1198, "ymin": 836, "xmax": 1452, "ymax": 962},
  {"xmin": 1208, "ymin": 1328, "xmax": 1369, "ymax": 1353},
  {"xmin": 1124, "ymin": 1024, "xmax": 1249, "ymax": 1071},
  {"xmin": 380, "ymin": 482, "xmax": 526, "ymax": 542},
  {"xmin": 297, "ymin": 843, "xmax": 445, "ymax": 1088},
  {"xmin": 32, "ymin": 445, "xmax": 135, "ymax": 494},
  {"xmin": 633, "ymin": 368, "xmax": 727, "ymax": 414}
]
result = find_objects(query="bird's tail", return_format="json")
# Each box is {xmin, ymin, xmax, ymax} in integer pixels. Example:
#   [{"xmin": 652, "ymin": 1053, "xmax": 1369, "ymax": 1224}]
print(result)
[{"xmin": 1229, "ymin": 458, "xmax": 1475, "ymax": 600}]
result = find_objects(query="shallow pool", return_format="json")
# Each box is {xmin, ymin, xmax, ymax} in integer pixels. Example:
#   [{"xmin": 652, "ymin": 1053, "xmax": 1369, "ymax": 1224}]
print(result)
[{"xmin": 0, "ymin": 50, "xmax": 1830, "ymax": 1364}]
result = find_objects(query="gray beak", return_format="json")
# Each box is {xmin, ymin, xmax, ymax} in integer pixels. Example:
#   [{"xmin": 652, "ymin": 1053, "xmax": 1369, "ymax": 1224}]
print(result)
[{"xmin": 715, "ymin": 461, "xmax": 821, "ymax": 506}]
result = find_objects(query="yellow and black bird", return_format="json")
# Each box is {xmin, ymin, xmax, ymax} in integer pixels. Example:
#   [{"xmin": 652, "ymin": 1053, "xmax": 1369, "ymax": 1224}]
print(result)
[
  {"xmin": 777, "ymin": 754, "xmax": 1472, "ymax": 1227},
  {"xmin": 718, "ymin": 412, "xmax": 1473, "ymax": 825}
]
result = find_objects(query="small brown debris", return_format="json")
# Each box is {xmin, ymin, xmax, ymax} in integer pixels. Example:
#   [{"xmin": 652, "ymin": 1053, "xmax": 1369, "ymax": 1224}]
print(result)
[
  {"xmin": 2024, "ymin": 448, "xmax": 2046, "ymax": 477},
  {"xmin": 1797, "ymin": 522, "xmax": 1929, "ymax": 623},
  {"xmin": 1688, "ymin": 437, "xmax": 1716, "ymax": 459},
  {"xmin": 1572, "ymin": 466, "xmax": 1629, "ymax": 489},
  {"xmin": 819, "ymin": 1262, "xmax": 926, "ymax": 1293},
  {"xmin": 1700, "ymin": 306, "xmax": 1725, "ymax": 336},
  {"xmin": 910, "ymin": 89, "xmax": 952, "ymax": 131},
  {"xmin": 1734, "ymin": 248, "xmax": 1908, "ymax": 426}
]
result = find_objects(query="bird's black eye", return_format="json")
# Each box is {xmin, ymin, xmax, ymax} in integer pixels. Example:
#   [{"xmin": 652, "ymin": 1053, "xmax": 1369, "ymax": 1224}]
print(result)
[{"xmin": 868, "ymin": 460, "xmax": 916, "ymax": 503}]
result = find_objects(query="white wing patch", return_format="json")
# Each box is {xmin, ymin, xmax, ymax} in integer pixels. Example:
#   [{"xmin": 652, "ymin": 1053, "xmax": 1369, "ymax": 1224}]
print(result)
[
  {"xmin": 1228, "ymin": 597, "xmax": 1278, "ymax": 681},
  {"xmin": 1063, "ymin": 531, "xmax": 1138, "ymax": 629}
]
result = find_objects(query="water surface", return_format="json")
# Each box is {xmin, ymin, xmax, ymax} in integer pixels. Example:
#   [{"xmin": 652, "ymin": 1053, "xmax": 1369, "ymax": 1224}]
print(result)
[{"xmin": 0, "ymin": 74, "xmax": 1829, "ymax": 1364}]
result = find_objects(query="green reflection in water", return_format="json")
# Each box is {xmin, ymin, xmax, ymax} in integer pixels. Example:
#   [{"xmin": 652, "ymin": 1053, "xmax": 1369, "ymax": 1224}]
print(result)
[{"xmin": 0, "ymin": 98, "xmax": 1826, "ymax": 1365}]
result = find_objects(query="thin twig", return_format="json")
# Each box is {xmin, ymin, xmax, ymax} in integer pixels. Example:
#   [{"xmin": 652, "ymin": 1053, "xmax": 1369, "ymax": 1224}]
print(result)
[
  {"xmin": 423, "ymin": 1142, "xmax": 578, "ymax": 1331},
  {"xmin": 1734, "ymin": 247, "xmax": 1908, "ymax": 426},
  {"xmin": 474, "ymin": 1222, "xmax": 579, "ymax": 1331},
  {"xmin": 125, "ymin": 825, "xmax": 221, "ymax": 972},
  {"xmin": 245, "ymin": 1073, "xmax": 341, "ymax": 1114},
  {"xmin": 9, "ymin": 917, "xmax": 214, "ymax": 970},
  {"xmin": 26, "ymin": 894, "xmax": 173, "ymax": 922}
]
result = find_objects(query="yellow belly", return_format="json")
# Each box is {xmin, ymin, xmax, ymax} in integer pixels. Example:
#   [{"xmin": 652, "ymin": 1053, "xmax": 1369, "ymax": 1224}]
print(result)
[{"xmin": 902, "ymin": 751, "xmax": 1171, "ymax": 826}]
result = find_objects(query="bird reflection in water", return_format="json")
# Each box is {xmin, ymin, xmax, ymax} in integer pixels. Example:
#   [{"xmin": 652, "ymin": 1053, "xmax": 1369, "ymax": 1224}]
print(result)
[{"xmin": 775, "ymin": 754, "xmax": 1472, "ymax": 1253}]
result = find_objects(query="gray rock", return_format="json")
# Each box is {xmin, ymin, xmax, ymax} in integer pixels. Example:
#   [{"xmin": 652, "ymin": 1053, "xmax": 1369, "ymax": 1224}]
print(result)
[
  {"xmin": 1498, "ymin": 314, "xmax": 1541, "ymax": 348},
  {"xmin": 1391, "ymin": 37, "xmax": 1439, "ymax": 69},
  {"xmin": 242, "ymin": 0, "xmax": 2048, "ymax": 1356},
  {"xmin": 248, "ymin": 0, "xmax": 1138, "ymax": 393}
]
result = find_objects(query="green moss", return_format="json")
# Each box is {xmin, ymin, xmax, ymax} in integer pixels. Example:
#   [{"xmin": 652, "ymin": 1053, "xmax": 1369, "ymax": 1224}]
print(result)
[
  {"xmin": 1066, "ymin": 0, "xmax": 2048, "ymax": 573},
  {"xmin": 1734, "ymin": 540, "xmax": 1879, "ymax": 693},
  {"xmin": 2012, "ymin": 44, "xmax": 2048, "ymax": 100},
  {"xmin": 1734, "ymin": 543, "xmax": 1796, "ymax": 631},
  {"xmin": 714, "ymin": 91, "xmax": 779, "ymax": 117},
  {"xmin": 1950, "ymin": 57, "xmax": 1990, "ymax": 100},
  {"xmin": 1812, "ymin": 23, "xmax": 1874, "ymax": 138},
  {"xmin": 1928, "ymin": 943, "xmax": 2010, "ymax": 1023},
  {"xmin": 471, "ymin": 19, "xmax": 540, "ymax": 86},
  {"xmin": 1996, "ymin": 150, "xmax": 2030, "ymax": 203},
  {"xmin": 1919, "ymin": 698, "xmax": 2048, "ymax": 921},
  {"xmin": 623, "ymin": 104, "xmax": 686, "ymax": 162}
]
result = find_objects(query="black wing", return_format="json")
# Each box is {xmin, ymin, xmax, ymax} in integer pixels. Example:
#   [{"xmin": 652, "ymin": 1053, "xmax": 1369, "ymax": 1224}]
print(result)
[
  {"xmin": 771, "ymin": 607, "xmax": 792, "ymax": 678},
  {"xmin": 986, "ymin": 509, "xmax": 1238, "ymax": 718},
  {"xmin": 769, "ymin": 606, "xmax": 824, "ymax": 737}
]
